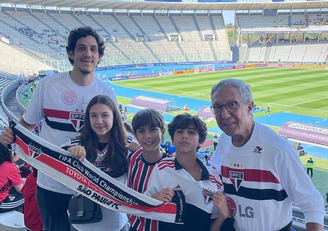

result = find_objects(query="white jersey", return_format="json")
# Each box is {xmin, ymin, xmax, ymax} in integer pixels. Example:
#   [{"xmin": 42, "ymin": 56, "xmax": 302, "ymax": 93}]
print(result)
[
  {"xmin": 209, "ymin": 122, "xmax": 325, "ymax": 231},
  {"xmin": 145, "ymin": 157, "xmax": 223, "ymax": 231},
  {"xmin": 23, "ymin": 72, "xmax": 117, "ymax": 194}
]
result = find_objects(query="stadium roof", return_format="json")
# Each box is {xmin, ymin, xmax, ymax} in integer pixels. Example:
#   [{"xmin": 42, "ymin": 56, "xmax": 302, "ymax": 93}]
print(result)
[{"xmin": 2, "ymin": 0, "xmax": 328, "ymax": 12}]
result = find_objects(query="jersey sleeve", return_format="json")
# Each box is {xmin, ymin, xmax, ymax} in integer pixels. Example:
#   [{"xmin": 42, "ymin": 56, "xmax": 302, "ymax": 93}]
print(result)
[
  {"xmin": 100, "ymin": 81, "xmax": 117, "ymax": 105},
  {"xmin": 208, "ymin": 148, "xmax": 221, "ymax": 174},
  {"xmin": 61, "ymin": 136, "xmax": 81, "ymax": 150},
  {"xmin": 278, "ymin": 143, "xmax": 325, "ymax": 225},
  {"xmin": 108, "ymin": 89, "xmax": 117, "ymax": 105},
  {"xmin": 7, "ymin": 163, "xmax": 23, "ymax": 186},
  {"xmin": 23, "ymin": 79, "xmax": 46, "ymax": 125},
  {"xmin": 208, "ymin": 134, "xmax": 230, "ymax": 174}
]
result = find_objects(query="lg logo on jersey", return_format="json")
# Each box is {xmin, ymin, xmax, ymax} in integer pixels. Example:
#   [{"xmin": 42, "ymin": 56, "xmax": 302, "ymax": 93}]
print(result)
[
  {"xmin": 239, "ymin": 205, "xmax": 254, "ymax": 218},
  {"xmin": 227, "ymin": 197, "xmax": 255, "ymax": 218},
  {"xmin": 62, "ymin": 90, "xmax": 77, "ymax": 105}
]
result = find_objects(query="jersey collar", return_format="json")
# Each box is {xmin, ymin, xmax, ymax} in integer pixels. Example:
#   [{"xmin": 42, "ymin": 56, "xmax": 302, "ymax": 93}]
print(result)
[{"xmin": 174, "ymin": 157, "xmax": 209, "ymax": 180}]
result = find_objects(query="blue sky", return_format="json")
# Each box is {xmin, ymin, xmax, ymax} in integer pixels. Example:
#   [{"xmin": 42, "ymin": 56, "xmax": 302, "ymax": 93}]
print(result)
[{"xmin": 223, "ymin": 11, "xmax": 235, "ymax": 25}]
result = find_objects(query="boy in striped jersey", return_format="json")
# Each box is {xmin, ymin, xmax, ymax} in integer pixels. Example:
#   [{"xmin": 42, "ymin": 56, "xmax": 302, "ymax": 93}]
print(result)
[{"xmin": 128, "ymin": 109, "xmax": 167, "ymax": 231}]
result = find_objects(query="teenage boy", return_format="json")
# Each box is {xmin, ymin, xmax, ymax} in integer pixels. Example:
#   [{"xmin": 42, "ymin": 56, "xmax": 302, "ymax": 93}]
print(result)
[
  {"xmin": 144, "ymin": 113, "xmax": 230, "ymax": 231},
  {"xmin": 128, "ymin": 109, "xmax": 167, "ymax": 231}
]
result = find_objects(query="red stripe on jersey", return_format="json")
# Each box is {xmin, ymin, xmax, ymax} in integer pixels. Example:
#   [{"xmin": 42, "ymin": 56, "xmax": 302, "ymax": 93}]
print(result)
[
  {"xmin": 221, "ymin": 166, "xmax": 280, "ymax": 183},
  {"xmin": 158, "ymin": 159, "xmax": 175, "ymax": 170},
  {"xmin": 151, "ymin": 218, "xmax": 159, "ymax": 230},
  {"xmin": 143, "ymin": 165, "xmax": 155, "ymax": 192},
  {"xmin": 128, "ymin": 150, "xmax": 160, "ymax": 231},
  {"xmin": 129, "ymin": 214, "xmax": 136, "ymax": 224},
  {"xmin": 43, "ymin": 108, "xmax": 71, "ymax": 119},
  {"xmin": 209, "ymin": 175, "xmax": 223, "ymax": 189},
  {"xmin": 130, "ymin": 216, "xmax": 159, "ymax": 231},
  {"xmin": 134, "ymin": 160, "xmax": 146, "ymax": 191},
  {"xmin": 158, "ymin": 159, "xmax": 173, "ymax": 165},
  {"xmin": 128, "ymin": 149, "xmax": 157, "ymax": 192},
  {"xmin": 128, "ymin": 149, "xmax": 143, "ymax": 188},
  {"xmin": 158, "ymin": 163, "xmax": 174, "ymax": 170}
]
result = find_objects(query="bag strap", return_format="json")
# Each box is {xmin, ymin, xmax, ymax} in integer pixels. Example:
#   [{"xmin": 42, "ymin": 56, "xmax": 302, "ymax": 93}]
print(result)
[{"xmin": 77, "ymin": 197, "xmax": 85, "ymax": 217}]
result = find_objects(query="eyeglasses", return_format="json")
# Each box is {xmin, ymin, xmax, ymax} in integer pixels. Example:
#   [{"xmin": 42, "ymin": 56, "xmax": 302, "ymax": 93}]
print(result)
[{"xmin": 210, "ymin": 101, "xmax": 239, "ymax": 115}]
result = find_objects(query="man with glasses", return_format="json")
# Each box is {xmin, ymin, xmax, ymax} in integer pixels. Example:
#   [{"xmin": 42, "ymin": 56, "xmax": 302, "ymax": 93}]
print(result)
[{"xmin": 209, "ymin": 78, "xmax": 324, "ymax": 231}]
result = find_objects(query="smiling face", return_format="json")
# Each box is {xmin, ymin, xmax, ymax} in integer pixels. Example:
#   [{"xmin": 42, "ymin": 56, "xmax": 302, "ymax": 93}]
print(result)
[
  {"xmin": 89, "ymin": 103, "xmax": 114, "ymax": 143},
  {"xmin": 211, "ymin": 86, "xmax": 254, "ymax": 147},
  {"xmin": 135, "ymin": 125, "xmax": 164, "ymax": 153},
  {"xmin": 69, "ymin": 35, "xmax": 102, "ymax": 75},
  {"xmin": 172, "ymin": 124, "xmax": 200, "ymax": 155}
]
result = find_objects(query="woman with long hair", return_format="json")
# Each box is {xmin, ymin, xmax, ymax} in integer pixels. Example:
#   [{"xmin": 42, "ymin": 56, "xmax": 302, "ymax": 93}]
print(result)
[{"xmin": 67, "ymin": 95, "xmax": 129, "ymax": 231}]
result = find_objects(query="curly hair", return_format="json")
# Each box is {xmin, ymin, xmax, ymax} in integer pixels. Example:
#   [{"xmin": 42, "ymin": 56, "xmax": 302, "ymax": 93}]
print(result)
[
  {"xmin": 168, "ymin": 113, "xmax": 207, "ymax": 146},
  {"xmin": 66, "ymin": 26, "xmax": 105, "ymax": 65}
]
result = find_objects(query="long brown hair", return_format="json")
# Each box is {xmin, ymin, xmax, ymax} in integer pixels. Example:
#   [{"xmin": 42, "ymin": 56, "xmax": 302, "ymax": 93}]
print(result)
[{"xmin": 80, "ymin": 95, "xmax": 128, "ymax": 175}]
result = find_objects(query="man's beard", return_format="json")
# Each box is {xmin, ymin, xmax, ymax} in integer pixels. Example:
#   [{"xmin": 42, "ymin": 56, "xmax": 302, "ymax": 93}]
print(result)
[{"xmin": 79, "ymin": 68, "xmax": 92, "ymax": 75}]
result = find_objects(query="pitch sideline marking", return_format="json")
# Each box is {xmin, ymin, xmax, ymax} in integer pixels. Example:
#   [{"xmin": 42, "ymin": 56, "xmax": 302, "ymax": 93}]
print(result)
[{"xmin": 290, "ymin": 96, "xmax": 328, "ymax": 107}]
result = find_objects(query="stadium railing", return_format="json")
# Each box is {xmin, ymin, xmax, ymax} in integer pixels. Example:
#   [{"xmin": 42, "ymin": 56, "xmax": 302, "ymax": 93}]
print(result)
[{"xmin": 292, "ymin": 206, "xmax": 328, "ymax": 231}]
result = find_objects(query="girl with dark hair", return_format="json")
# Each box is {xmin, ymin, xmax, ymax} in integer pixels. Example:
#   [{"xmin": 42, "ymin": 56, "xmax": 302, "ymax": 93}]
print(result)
[
  {"xmin": 0, "ymin": 143, "xmax": 24, "ymax": 213},
  {"xmin": 67, "ymin": 95, "xmax": 129, "ymax": 231}
]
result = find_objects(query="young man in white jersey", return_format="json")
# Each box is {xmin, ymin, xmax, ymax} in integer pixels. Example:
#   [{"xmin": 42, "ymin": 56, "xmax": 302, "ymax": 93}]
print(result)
[
  {"xmin": 209, "ymin": 78, "xmax": 324, "ymax": 231},
  {"xmin": 0, "ymin": 27, "xmax": 117, "ymax": 231}
]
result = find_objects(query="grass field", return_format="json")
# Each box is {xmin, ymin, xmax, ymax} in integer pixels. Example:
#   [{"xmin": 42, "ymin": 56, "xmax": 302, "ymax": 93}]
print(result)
[
  {"xmin": 114, "ymin": 67, "xmax": 328, "ymax": 196},
  {"xmin": 114, "ymin": 67, "xmax": 328, "ymax": 118}
]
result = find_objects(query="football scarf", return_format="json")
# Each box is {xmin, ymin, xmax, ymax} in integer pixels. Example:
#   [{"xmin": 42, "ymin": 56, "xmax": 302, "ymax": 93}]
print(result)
[{"xmin": 10, "ymin": 121, "xmax": 184, "ymax": 224}]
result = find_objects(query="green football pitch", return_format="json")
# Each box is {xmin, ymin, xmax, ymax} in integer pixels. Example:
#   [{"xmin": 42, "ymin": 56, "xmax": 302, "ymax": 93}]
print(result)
[
  {"xmin": 114, "ymin": 67, "xmax": 328, "ymax": 196},
  {"xmin": 114, "ymin": 67, "xmax": 328, "ymax": 119}
]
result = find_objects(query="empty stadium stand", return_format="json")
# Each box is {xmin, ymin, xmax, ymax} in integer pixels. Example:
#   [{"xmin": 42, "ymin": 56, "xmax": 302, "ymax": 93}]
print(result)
[
  {"xmin": 0, "ymin": 7, "xmax": 232, "ymax": 73},
  {"xmin": 236, "ymin": 11, "xmax": 328, "ymax": 64}
]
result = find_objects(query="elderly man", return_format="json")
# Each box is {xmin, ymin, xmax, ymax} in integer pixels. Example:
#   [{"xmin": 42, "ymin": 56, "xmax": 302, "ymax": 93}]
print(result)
[{"xmin": 209, "ymin": 78, "xmax": 324, "ymax": 231}]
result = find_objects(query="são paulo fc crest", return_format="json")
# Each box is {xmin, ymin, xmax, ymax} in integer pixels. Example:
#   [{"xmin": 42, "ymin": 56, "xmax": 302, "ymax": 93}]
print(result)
[
  {"xmin": 229, "ymin": 171, "xmax": 244, "ymax": 192},
  {"xmin": 69, "ymin": 112, "xmax": 85, "ymax": 132},
  {"xmin": 202, "ymin": 188, "xmax": 214, "ymax": 204},
  {"xmin": 28, "ymin": 143, "xmax": 42, "ymax": 159}
]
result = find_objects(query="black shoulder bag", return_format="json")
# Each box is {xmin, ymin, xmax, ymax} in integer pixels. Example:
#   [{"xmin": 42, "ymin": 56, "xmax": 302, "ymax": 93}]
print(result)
[{"xmin": 69, "ymin": 195, "xmax": 102, "ymax": 224}]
